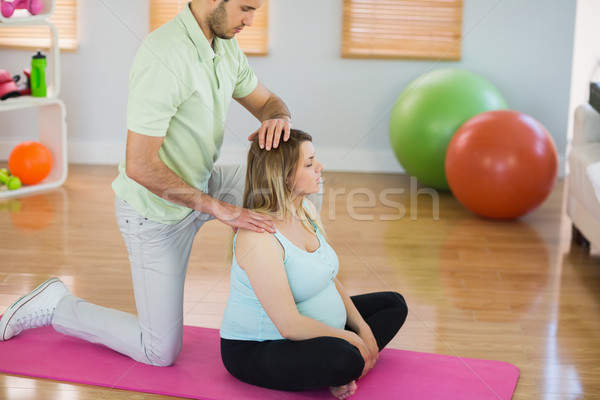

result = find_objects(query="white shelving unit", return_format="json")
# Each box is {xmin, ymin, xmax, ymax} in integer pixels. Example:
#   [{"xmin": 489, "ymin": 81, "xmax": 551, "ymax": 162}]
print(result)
[{"xmin": 0, "ymin": 0, "xmax": 67, "ymax": 198}]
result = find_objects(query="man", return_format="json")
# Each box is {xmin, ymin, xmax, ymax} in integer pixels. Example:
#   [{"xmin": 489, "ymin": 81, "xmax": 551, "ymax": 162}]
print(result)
[
  {"xmin": 0, "ymin": 0, "xmax": 309, "ymax": 367},
  {"xmin": 119, "ymin": 0, "xmax": 289, "ymax": 234}
]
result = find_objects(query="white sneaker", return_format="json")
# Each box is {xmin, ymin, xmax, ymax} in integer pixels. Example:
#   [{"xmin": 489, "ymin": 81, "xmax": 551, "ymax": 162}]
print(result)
[{"xmin": 0, "ymin": 277, "xmax": 70, "ymax": 341}]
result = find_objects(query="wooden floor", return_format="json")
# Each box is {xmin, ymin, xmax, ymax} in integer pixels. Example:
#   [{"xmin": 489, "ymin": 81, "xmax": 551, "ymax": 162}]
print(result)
[{"xmin": 1, "ymin": 165, "xmax": 599, "ymax": 400}]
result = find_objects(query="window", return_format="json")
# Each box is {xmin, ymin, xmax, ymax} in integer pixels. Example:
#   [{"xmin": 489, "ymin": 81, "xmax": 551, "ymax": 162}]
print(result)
[
  {"xmin": 342, "ymin": 0, "xmax": 463, "ymax": 60},
  {"xmin": 0, "ymin": 0, "xmax": 77, "ymax": 51},
  {"xmin": 150, "ymin": 0, "xmax": 269, "ymax": 56}
]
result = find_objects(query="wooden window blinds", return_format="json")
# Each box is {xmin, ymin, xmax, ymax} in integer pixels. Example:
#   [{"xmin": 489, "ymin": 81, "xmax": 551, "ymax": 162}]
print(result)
[{"xmin": 342, "ymin": 0, "xmax": 463, "ymax": 60}]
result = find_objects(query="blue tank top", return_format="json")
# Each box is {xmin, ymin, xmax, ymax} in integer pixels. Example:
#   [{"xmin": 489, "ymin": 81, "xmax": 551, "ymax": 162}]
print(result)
[{"xmin": 220, "ymin": 216, "xmax": 347, "ymax": 341}]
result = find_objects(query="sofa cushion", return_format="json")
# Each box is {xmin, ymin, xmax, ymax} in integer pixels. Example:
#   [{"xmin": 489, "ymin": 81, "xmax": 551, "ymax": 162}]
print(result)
[{"xmin": 588, "ymin": 161, "xmax": 600, "ymax": 204}]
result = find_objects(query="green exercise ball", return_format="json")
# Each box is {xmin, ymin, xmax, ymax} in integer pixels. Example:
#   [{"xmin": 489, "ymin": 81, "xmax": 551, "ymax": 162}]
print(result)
[{"xmin": 389, "ymin": 69, "xmax": 507, "ymax": 190}]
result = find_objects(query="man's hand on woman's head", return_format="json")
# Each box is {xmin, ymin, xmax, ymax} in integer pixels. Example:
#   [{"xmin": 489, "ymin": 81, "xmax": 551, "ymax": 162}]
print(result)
[{"xmin": 248, "ymin": 118, "xmax": 292, "ymax": 150}]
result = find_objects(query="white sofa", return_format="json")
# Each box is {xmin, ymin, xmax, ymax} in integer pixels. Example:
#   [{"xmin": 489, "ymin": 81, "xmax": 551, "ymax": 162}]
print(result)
[{"xmin": 567, "ymin": 103, "xmax": 600, "ymax": 250}]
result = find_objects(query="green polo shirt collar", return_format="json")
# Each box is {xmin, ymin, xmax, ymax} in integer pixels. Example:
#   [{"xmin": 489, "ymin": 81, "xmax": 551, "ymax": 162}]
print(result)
[{"xmin": 179, "ymin": 3, "xmax": 225, "ymax": 62}]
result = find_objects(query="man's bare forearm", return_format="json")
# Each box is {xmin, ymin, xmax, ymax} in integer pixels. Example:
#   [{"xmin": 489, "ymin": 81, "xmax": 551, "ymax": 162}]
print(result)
[
  {"xmin": 126, "ymin": 157, "xmax": 224, "ymax": 217},
  {"xmin": 260, "ymin": 93, "xmax": 291, "ymax": 122}
]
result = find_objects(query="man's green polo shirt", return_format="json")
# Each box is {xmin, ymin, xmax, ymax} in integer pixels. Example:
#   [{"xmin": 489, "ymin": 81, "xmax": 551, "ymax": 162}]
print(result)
[{"xmin": 112, "ymin": 4, "xmax": 258, "ymax": 224}]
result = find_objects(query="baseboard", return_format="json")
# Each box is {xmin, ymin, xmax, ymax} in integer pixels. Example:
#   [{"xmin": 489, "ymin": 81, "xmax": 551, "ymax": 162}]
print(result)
[{"xmin": 0, "ymin": 141, "xmax": 567, "ymax": 178}]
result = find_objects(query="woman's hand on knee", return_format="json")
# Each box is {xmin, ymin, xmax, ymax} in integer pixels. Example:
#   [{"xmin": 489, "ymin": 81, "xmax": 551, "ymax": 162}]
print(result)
[
  {"xmin": 357, "ymin": 324, "xmax": 379, "ymax": 373},
  {"xmin": 360, "ymin": 345, "xmax": 378, "ymax": 379},
  {"xmin": 348, "ymin": 334, "xmax": 376, "ymax": 379}
]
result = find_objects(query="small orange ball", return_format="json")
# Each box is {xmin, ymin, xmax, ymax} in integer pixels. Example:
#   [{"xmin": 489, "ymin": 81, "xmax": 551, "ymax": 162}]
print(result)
[{"xmin": 8, "ymin": 141, "xmax": 53, "ymax": 185}]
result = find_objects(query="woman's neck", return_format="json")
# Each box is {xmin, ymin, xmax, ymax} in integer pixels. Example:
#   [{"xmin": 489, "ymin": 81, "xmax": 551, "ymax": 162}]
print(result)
[
  {"xmin": 275, "ymin": 197, "xmax": 305, "ymax": 228},
  {"xmin": 291, "ymin": 195, "xmax": 304, "ymax": 211}
]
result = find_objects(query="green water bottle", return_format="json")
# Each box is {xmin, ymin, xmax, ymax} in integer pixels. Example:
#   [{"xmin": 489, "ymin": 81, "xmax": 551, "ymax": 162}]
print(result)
[{"xmin": 31, "ymin": 50, "xmax": 47, "ymax": 97}]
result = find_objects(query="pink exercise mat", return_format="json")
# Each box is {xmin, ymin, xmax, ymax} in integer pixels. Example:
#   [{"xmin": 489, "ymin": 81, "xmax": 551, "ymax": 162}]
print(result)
[{"xmin": 0, "ymin": 325, "xmax": 519, "ymax": 399}]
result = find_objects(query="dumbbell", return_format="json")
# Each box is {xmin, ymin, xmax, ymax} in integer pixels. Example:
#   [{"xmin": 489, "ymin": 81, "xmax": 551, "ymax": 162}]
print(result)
[
  {"xmin": 1, "ymin": 0, "xmax": 43, "ymax": 19},
  {"xmin": 0, "ymin": 168, "xmax": 21, "ymax": 190}
]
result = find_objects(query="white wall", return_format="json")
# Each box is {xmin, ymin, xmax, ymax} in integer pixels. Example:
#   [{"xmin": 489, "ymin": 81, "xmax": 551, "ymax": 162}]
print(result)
[{"xmin": 0, "ymin": 0, "xmax": 576, "ymax": 174}]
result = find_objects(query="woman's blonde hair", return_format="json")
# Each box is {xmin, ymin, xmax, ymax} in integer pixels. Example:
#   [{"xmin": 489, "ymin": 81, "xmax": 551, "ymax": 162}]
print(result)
[
  {"xmin": 226, "ymin": 129, "xmax": 324, "ymax": 261},
  {"xmin": 245, "ymin": 129, "xmax": 313, "ymax": 218}
]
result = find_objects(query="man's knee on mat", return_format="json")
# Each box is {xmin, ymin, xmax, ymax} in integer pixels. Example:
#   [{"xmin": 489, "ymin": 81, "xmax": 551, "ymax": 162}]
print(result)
[{"xmin": 144, "ymin": 340, "xmax": 182, "ymax": 367}]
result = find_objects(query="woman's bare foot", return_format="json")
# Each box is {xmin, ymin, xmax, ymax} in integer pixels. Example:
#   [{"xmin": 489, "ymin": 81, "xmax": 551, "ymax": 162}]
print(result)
[{"xmin": 330, "ymin": 381, "xmax": 357, "ymax": 399}]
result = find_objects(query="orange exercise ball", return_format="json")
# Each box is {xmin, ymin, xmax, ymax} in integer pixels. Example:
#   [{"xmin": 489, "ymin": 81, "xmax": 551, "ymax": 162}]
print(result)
[
  {"xmin": 8, "ymin": 141, "xmax": 53, "ymax": 185},
  {"xmin": 445, "ymin": 110, "xmax": 558, "ymax": 220}
]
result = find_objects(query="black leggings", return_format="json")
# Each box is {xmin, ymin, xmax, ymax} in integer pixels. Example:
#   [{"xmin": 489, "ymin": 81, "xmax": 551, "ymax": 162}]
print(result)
[{"xmin": 220, "ymin": 291, "xmax": 408, "ymax": 392}]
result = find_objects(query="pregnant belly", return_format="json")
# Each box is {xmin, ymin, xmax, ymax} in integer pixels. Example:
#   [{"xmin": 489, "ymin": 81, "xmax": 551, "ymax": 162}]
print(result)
[{"xmin": 296, "ymin": 284, "xmax": 347, "ymax": 329}]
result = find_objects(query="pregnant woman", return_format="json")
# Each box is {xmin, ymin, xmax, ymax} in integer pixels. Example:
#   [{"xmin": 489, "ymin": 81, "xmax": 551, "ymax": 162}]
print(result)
[{"xmin": 220, "ymin": 129, "xmax": 408, "ymax": 399}]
